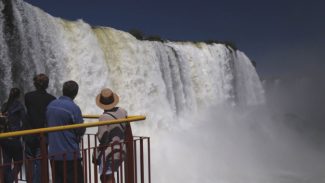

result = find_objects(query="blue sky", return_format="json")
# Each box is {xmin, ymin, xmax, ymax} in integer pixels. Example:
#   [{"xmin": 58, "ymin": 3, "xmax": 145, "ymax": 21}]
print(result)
[{"xmin": 25, "ymin": 0, "xmax": 325, "ymax": 78}]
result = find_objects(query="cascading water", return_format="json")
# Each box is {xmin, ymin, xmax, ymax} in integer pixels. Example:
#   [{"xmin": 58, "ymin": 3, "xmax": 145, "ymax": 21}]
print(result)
[{"xmin": 1, "ymin": 0, "xmax": 325, "ymax": 182}]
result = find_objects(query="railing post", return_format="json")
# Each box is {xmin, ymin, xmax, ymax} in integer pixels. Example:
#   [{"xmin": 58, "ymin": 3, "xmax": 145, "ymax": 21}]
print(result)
[
  {"xmin": 26, "ymin": 158, "xmax": 33, "ymax": 182},
  {"xmin": 134, "ymin": 140, "xmax": 138, "ymax": 183},
  {"xmin": 125, "ymin": 132, "xmax": 134, "ymax": 183},
  {"xmin": 119, "ymin": 143, "xmax": 123, "ymax": 183},
  {"xmin": 94, "ymin": 137, "xmax": 98, "ymax": 183},
  {"xmin": 63, "ymin": 154, "xmax": 67, "ymax": 183},
  {"xmin": 88, "ymin": 134, "xmax": 92, "ymax": 183},
  {"xmin": 0, "ymin": 145, "xmax": 4, "ymax": 183},
  {"xmin": 51, "ymin": 156, "xmax": 56, "ymax": 183},
  {"xmin": 148, "ymin": 138, "xmax": 151, "ymax": 183},
  {"xmin": 40, "ymin": 133, "xmax": 49, "ymax": 183},
  {"xmin": 140, "ymin": 138, "xmax": 144, "ymax": 183}
]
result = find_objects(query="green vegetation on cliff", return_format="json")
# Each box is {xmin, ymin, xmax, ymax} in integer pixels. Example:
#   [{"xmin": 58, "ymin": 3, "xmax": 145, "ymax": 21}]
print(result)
[{"xmin": 127, "ymin": 29, "xmax": 238, "ymax": 51}]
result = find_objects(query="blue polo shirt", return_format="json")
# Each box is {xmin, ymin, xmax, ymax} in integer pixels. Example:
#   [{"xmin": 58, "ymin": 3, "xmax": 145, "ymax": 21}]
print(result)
[{"xmin": 46, "ymin": 96, "xmax": 84, "ymax": 160}]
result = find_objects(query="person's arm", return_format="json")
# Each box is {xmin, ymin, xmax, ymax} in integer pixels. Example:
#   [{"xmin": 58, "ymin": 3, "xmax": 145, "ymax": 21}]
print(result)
[
  {"xmin": 24, "ymin": 94, "xmax": 30, "ymax": 110},
  {"xmin": 20, "ymin": 104, "xmax": 27, "ymax": 129},
  {"xmin": 23, "ymin": 94, "xmax": 31, "ymax": 130},
  {"xmin": 74, "ymin": 106, "xmax": 85, "ymax": 137},
  {"xmin": 123, "ymin": 109, "xmax": 133, "ymax": 140},
  {"xmin": 1, "ymin": 102, "xmax": 7, "ymax": 114}
]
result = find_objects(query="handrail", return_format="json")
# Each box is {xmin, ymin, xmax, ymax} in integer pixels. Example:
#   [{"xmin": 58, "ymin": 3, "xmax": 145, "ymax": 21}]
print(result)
[
  {"xmin": 0, "ymin": 115, "xmax": 146, "ymax": 139},
  {"xmin": 82, "ymin": 114, "xmax": 140, "ymax": 119}
]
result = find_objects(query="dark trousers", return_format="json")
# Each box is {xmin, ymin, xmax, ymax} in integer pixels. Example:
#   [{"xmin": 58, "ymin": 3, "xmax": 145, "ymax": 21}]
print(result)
[
  {"xmin": 25, "ymin": 145, "xmax": 42, "ymax": 183},
  {"xmin": 50, "ymin": 159, "xmax": 84, "ymax": 183},
  {"xmin": 1, "ymin": 139, "xmax": 23, "ymax": 183}
]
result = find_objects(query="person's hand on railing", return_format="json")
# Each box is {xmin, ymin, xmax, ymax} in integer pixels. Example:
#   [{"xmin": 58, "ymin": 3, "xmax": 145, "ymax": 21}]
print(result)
[{"xmin": 0, "ymin": 112, "xmax": 7, "ymax": 117}]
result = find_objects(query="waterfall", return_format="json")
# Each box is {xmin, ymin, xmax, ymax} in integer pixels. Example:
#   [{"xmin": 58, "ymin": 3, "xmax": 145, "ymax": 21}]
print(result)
[
  {"xmin": 1, "ymin": 1, "xmax": 266, "ymax": 139},
  {"xmin": 0, "ymin": 0, "xmax": 264, "ymax": 114}
]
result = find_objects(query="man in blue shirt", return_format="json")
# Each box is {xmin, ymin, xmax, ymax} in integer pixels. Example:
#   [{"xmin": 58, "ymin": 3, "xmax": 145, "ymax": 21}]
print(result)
[{"xmin": 47, "ymin": 80, "xmax": 85, "ymax": 183}]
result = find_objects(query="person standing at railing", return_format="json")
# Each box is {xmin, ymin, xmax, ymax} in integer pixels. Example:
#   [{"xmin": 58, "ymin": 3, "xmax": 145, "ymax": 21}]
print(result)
[
  {"xmin": 94, "ymin": 88, "xmax": 133, "ymax": 183},
  {"xmin": 0, "ymin": 88, "xmax": 25, "ymax": 183},
  {"xmin": 24, "ymin": 73, "xmax": 56, "ymax": 183},
  {"xmin": 47, "ymin": 80, "xmax": 85, "ymax": 183}
]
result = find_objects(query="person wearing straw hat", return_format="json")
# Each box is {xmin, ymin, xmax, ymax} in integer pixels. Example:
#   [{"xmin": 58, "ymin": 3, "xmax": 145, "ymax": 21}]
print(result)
[{"xmin": 94, "ymin": 88, "xmax": 133, "ymax": 183}]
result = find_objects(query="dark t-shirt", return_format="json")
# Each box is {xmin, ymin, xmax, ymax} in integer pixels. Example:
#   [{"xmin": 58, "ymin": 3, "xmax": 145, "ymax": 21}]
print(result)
[
  {"xmin": 1, "ymin": 100, "xmax": 25, "ymax": 132},
  {"xmin": 24, "ymin": 90, "xmax": 56, "ymax": 129}
]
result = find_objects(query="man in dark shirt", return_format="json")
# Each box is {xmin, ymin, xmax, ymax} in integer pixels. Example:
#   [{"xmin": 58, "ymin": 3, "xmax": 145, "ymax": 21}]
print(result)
[
  {"xmin": 47, "ymin": 80, "xmax": 85, "ymax": 183},
  {"xmin": 24, "ymin": 73, "xmax": 55, "ymax": 183}
]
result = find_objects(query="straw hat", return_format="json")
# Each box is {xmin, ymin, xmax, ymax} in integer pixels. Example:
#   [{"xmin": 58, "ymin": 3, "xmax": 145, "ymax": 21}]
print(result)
[{"xmin": 96, "ymin": 88, "xmax": 119, "ymax": 110}]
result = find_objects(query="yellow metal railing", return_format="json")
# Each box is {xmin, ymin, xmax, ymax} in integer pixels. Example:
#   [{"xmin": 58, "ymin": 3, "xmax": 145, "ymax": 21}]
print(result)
[
  {"xmin": 0, "ymin": 115, "xmax": 146, "ymax": 139},
  {"xmin": 82, "ymin": 114, "xmax": 140, "ymax": 119}
]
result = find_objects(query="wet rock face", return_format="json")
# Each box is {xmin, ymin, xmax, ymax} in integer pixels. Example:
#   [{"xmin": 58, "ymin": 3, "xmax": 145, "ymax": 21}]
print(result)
[
  {"xmin": 3, "ymin": 1, "xmax": 24, "ymax": 82},
  {"xmin": 1, "ymin": 0, "xmax": 24, "ymax": 101},
  {"xmin": 0, "ymin": 0, "xmax": 56, "ymax": 101}
]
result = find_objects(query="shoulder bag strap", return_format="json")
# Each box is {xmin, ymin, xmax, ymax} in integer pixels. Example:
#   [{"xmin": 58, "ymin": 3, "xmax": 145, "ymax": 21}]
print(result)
[{"xmin": 104, "ymin": 111, "xmax": 126, "ymax": 130}]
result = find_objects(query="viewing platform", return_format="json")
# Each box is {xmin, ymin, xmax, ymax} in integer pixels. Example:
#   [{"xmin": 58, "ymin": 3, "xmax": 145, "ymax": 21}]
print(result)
[{"xmin": 0, "ymin": 115, "xmax": 150, "ymax": 183}]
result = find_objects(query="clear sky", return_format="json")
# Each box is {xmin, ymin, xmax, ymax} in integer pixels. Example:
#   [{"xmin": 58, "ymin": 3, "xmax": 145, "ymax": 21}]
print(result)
[{"xmin": 24, "ymin": 0, "xmax": 325, "ymax": 78}]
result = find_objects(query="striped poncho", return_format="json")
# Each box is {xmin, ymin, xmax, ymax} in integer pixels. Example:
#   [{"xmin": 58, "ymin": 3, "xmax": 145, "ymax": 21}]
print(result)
[{"xmin": 95, "ymin": 107, "xmax": 127, "ymax": 163}]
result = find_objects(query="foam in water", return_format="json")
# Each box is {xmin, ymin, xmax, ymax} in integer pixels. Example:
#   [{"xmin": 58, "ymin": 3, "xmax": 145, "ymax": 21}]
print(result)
[{"xmin": 1, "ymin": 0, "xmax": 324, "ymax": 182}]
